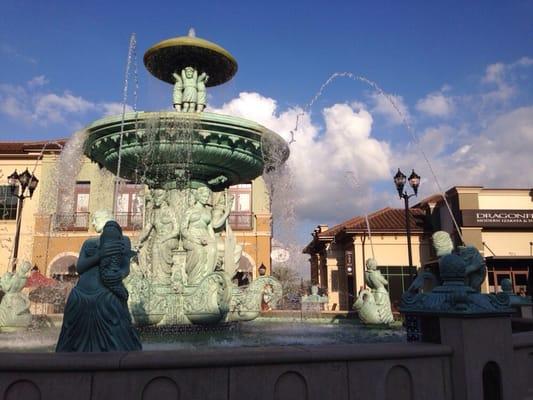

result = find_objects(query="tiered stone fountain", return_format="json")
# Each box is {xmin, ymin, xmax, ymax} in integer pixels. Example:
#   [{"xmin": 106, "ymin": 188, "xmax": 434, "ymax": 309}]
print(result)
[{"xmin": 83, "ymin": 30, "xmax": 289, "ymax": 327}]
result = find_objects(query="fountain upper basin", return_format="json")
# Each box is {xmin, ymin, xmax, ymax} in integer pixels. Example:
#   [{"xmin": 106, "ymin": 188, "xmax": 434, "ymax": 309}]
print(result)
[{"xmin": 83, "ymin": 111, "xmax": 289, "ymax": 189}]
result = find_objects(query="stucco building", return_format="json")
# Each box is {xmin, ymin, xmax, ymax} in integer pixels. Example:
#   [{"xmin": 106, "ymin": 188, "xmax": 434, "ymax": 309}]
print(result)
[
  {"xmin": 0, "ymin": 139, "xmax": 273, "ymax": 280},
  {"xmin": 304, "ymin": 186, "xmax": 533, "ymax": 312}
]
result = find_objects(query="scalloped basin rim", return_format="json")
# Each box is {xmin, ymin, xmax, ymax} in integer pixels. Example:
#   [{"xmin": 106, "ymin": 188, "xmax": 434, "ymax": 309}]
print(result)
[
  {"xmin": 84, "ymin": 111, "xmax": 283, "ymax": 140},
  {"xmin": 82, "ymin": 111, "xmax": 289, "ymax": 188}
]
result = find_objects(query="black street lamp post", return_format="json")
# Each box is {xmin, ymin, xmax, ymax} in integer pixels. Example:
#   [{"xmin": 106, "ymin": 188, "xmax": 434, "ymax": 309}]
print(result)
[
  {"xmin": 393, "ymin": 168, "xmax": 420, "ymax": 283},
  {"xmin": 7, "ymin": 168, "xmax": 39, "ymax": 272}
]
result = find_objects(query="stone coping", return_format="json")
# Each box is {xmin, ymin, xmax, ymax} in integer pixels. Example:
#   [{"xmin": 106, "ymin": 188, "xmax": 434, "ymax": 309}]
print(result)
[
  {"xmin": 0, "ymin": 342, "xmax": 452, "ymax": 372},
  {"xmin": 512, "ymin": 330, "xmax": 533, "ymax": 349}
]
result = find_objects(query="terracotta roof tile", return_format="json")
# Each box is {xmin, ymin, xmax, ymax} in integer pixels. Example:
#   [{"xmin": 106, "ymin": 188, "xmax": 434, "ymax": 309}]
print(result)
[
  {"xmin": 318, "ymin": 207, "xmax": 426, "ymax": 239},
  {"xmin": 0, "ymin": 139, "xmax": 65, "ymax": 155}
]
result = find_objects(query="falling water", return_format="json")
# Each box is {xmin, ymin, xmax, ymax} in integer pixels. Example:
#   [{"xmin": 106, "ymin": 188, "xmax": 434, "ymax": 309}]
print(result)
[
  {"xmin": 261, "ymin": 133, "xmax": 304, "ymax": 277},
  {"xmin": 51, "ymin": 130, "xmax": 89, "ymax": 217},
  {"xmin": 113, "ymin": 33, "xmax": 138, "ymax": 214},
  {"xmin": 293, "ymin": 72, "xmax": 465, "ymax": 244}
]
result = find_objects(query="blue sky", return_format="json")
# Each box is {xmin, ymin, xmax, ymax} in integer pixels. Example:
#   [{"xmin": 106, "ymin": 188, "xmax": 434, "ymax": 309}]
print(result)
[{"xmin": 1, "ymin": 1, "xmax": 532, "ymax": 254}]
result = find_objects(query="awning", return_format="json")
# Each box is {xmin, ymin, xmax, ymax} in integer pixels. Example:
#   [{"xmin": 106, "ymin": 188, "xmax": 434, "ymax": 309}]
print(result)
[
  {"xmin": 48, "ymin": 255, "xmax": 78, "ymax": 275},
  {"xmin": 237, "ymin": 256, "xmax": 253, "ymax": 272},
  {"xmin": 485, "ymin": 256, "xmax": 533, "ymax": 268}
]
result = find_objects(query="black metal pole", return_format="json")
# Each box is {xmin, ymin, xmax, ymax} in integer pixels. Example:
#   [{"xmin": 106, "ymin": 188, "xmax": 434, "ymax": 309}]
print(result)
[
  {"xmin": 11, "ymin": 195, "xmax": 24, "ymax": 272},
  {"xmin": 403, "ymin": 194, "xmax": 414, "ymax": 283}
]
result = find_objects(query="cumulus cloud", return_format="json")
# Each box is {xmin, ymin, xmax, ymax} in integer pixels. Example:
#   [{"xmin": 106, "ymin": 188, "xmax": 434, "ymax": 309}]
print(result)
[
  {"xmin": 368, "ymin": 92, "xmax": 410, "ymax": 125},
  {"xmin": 0, "ymin": 78, "xmax": 130, "ymax": 127},
  {"xmin": 481, "ymin": 56, "xmax": 533, "ymax": 103},
  {"xmin": 27, "ymin": 75, "xmax": 49, "ymax": 88},
  {"xmin": 416, "ymin": 92, "xmax": 455, "ymax": 117},
  {"xmin": 210, "ymin": 92, "xmax": 392, "ymax": 225}
]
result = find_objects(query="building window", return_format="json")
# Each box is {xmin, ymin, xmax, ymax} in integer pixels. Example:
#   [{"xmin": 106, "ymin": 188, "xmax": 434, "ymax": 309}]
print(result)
[
  {"xmin": 378, "ymin": 265, "xmax": 417, "ymax": 311},
  {"xmin": 228, "ymin": 183, "xmax": 252, "ymax": 230},
  {"xmin": 54, "ymin": 182, "xmax": 91, "ymax": 231},
  {"xmin": 115, "ymin": 183, "xmax": 144, "ymax": 230},
  {"xmin": 487, "ymin": 266, "xmax": 529, "ymax": 294},
  {"xmin": 0, "ymin": 185, "xmax": 18, "ymax": 220}
]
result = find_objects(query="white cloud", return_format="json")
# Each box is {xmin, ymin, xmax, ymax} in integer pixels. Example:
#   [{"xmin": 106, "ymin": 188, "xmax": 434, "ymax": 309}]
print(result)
[
  {"xmin": 0, "ymin": 80, "xmax": 132, "ymax": 127},
  {"xmin": 34, "ymin": 92, "xmax": 96, "ymax": 124},
  {"xmin": 369, "ymin": 92, "xmax": 410, "ymax": 125},
  {"xmin": 481, "ymin": 56, "xmax": 533, "ymax": 103},
  {"xmin": 100, "ymin": 102, "xmax": 133, "ymax": 116},
  {"xmin": 27, "ymin": 75, "xmax": 49, "ymax": 88},
  {"xmin": 211, "ymin": 92, "xmax": 392, "ymax": 225},
  {"xmin": 416, "ymin": 92, "xmax": 455, "ymax": 117}
]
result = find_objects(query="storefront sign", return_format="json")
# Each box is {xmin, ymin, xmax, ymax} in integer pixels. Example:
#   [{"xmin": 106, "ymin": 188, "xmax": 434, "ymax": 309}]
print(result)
[{"xmin": 462, "ymin": 210, "xmax": 533, "ymax": 227}]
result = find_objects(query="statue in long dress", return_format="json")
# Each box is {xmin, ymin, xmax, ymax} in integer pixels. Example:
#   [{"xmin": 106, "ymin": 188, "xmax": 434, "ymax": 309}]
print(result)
[
  {"xmin": 212, "ymin": 190, "xmax": 241, "ymax": 279},
  {"xmin": 181, "ymin": 186, "xmax": 220, "ymax": 285},
  {"xmin": 0, "ymin": 260, "xmax": 32, "ymax": 332},
  {"xmin": 137, "ymin": 189, "xmax": 179, "ymax": 286},
  {"xmin": 354, "ymin": 258, "xmax": 394, "ymax": 324},
  {"xmin": 56, "ymin": 211, "xmax": 141, "ymax": 352}
]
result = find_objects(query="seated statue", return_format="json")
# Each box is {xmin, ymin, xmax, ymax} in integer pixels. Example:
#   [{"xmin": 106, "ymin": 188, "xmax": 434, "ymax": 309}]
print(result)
[
  {"xmin": 353, "ymin": 259, "xmax": 394, "ymax": 324},
  {"xmin": 432, "ymin": 231, "xmax": 486, "ymax": 292},
  {"xmin": 0, "ymin": 260, "xmax": 32, "ymax": 332},
  {"xmin": 56, "ymin": 211, "xmax": 141, "ymax": 352}
]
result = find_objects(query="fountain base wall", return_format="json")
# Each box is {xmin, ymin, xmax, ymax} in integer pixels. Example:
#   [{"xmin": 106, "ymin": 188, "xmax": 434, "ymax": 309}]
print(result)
[{"xmin": 1, "ymin": 330, "xmax": 532, "ymax": 399}]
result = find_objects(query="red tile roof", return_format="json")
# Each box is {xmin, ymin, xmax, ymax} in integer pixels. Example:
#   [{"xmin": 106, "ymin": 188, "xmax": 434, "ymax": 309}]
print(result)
[
  {"xmin": 318, "ymin": 207, "xmax": 426, "ymax": 238},
  {"xmin": 0, "ymin": 140, "xmax": 65, "ymax": 155}
]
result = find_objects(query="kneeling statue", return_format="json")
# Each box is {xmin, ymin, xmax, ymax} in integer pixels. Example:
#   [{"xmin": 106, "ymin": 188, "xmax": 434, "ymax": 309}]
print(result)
[{"xmin": 56, "ymin": 211, "xmax": 141, "ymax": 352}]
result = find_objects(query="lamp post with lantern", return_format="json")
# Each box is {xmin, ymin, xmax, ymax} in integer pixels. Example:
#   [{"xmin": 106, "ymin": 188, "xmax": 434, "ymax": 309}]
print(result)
[
  {"xmin": 393, "ymin": 168, "xmax": 420, "ymax": 283},
  {"xmin": 7, "ymin": 168, "xmax": 39, "ymax": 272}
]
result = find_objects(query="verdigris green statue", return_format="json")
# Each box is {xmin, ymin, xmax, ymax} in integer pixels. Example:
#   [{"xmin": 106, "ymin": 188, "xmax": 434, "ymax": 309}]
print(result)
[
  {"xmin": 432, "ymin": 231, "xmax": 486, "ymax": 292},
  {"xmin": 172, "ymin": 66, "xmax": 209, "ymax": 112},
  {"xmin": 0, "ymin": 260, "xmax": 32, "ymax": 332},
  {"xmin": 126, "ymin": 185, "xmax": 280, "ymax": 326},
  {"xmin": 56, "ymin": 211, "xmax": 141, "ymax": 352},
  {"xmin": 354, "ymin": 258, "xmax": 394, "ymax": 324}
]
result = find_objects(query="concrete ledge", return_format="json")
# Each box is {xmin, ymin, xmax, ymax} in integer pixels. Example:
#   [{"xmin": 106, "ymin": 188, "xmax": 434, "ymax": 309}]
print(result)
[
  {"xmin": 512, "ymin": 330, "xmax": 533, "ymax": 349},
  {"xmin": 0, "ymin": 342, "xmax": 452, "ymax": 371}
]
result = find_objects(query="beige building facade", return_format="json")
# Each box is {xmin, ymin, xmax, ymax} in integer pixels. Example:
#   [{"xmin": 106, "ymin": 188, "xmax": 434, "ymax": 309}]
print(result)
[
  {"xmin": 0, "ymin": 139, "xmax": 274, "ymax": 281},
  {"xmin": 305, "ymin": 186, "xmax": 533, "ymax": 312}
]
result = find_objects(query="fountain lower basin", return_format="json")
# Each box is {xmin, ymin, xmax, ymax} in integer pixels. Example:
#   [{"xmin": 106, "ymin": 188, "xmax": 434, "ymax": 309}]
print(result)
[{"xmin": 0, "ymin": 318, "xmax": 405, "ymax": 353}]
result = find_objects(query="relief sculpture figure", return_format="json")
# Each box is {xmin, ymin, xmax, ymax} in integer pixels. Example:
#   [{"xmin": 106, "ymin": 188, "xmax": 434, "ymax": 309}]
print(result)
[
  {"xmin": 181, "ymin": 186, "xmax": 218, "ymax": 285},
  {"xmin": 137, "ymin": 189, "xmax": 179, "ymax": 286}
]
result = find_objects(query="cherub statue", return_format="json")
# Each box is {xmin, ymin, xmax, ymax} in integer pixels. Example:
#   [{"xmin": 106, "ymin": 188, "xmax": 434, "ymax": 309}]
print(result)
[
  {"xmin": 196, "ymin": 72, "xmax": 209, "ymax": 112},
  {"xmin": 181, "ymin": 66, "xmax": 198, "ymax": 112},
  {"xmin": 172, "ymin": 72, "xmax": 183, "ymax": 111}
]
